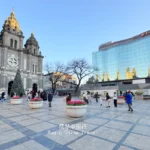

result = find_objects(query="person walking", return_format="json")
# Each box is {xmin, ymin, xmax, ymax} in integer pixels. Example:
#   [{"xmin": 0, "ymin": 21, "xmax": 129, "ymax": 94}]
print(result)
[
  {"xmin": 126, "ymin": 91, "xmax": 133, "ymax": 112},
  {"xmin": 43, "ymin": 91, "xmax": 47, "ymax": 101},
  {"xmin": 1, "ymin": 92, "xmax": 5, "ymax": 102},
  {"xmin": 113, "ymin": 92, "xmax": 117, "ymax": 107},
  {"xmin": 48, "ymin": 92, "xmax": 53, "ymax": 107},
  {"xmin": 94, "ymin": 92, "xmax": 99, "ymax": 103},
  {"xmin": 99, "ymin": 94, "xmax": 103, "ymax": 106},
  {"xmin": 124, "ymin": 92, "xmax": 128, "ymax": 103},
  {"xmin": 106, "ymin": 93, "xmax": 111, "ymax": 108},
  {"xmin": 83, "ymin": 92, "xmax": 88, "ymax": 104},
  {"xmin": 27, "ymin": 92, "xmax": 31, "ymax": 101},
  {"xmin": 87, "ymin": 91, "xmax": 92, "ymax": 104},
  {"xmin": 66, "ymin": 93, "xmax": 71, "ymax": 103}
]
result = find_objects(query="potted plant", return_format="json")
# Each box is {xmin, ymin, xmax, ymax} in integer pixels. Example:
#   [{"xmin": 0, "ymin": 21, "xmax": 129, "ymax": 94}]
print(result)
[
  {"xmin": 10, "ymin": 69, "xmax": 25, "ymax": 105},
  {"xmin": 66, "ymin": 100, "xmax": 87, "ymax": 118},
  {"xmin": 29, "ymin": 97, "xmax": 43, "ymax": 109},
  {"xmin": 135, "ymin": 91, "xmax": 143, "ymax": 95},
  {"xmin": 10, "ymin": 96, "xmax": 23, "ymax": 104},
  {"xmin": 135, "ymin": 91, "xmax": 143, "ymax": 100}
]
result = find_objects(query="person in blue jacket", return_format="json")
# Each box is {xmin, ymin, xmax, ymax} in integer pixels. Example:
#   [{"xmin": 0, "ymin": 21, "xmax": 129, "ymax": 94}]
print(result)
[{"xmin": 126, "ymin": 91, "xmax": 133, "ymax": 112}]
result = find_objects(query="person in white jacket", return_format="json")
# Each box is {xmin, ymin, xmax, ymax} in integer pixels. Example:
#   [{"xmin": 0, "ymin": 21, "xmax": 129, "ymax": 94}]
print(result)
[
  {"xmin": 83, "ymin": 92, "xmax": 88, "ymax": 104},
  {"xmin": 113, "ymin": 92, "xmax": 117, "ymax": 107},
  {"xmin": 87, "ymin": 91, "xmax": 92, "ymax": 104}
]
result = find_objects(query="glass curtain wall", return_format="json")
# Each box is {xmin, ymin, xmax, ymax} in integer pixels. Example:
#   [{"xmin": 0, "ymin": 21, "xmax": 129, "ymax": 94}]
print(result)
[{"xmin": 93, "ymin": 35, "xmax": 150, "ymax": 81}]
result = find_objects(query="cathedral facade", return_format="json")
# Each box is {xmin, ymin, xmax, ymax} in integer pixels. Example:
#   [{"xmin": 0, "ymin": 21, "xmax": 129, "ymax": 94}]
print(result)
[{"xmin": 0, "ymin": 12, "xmax": 43, "ymax": 95}]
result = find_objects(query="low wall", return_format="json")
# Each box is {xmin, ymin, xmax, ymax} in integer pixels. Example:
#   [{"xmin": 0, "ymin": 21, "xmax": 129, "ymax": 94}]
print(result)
[{"xmin": 81, "ymin": 89, "xmax": 117, "ymax": 97}]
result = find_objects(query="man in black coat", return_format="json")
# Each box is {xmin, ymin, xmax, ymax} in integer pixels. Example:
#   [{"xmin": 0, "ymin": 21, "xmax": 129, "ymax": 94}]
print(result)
[
  {"xmin": 43, "ymin": 91, "xmax": 47, "ymax": 101},
  {"xmin": 94, "ymin": 92, "xmax": 99, "ymax": 103},
  {"xmin": 48, "ymin": 92, "xmax": 53, "ymax": 107}
]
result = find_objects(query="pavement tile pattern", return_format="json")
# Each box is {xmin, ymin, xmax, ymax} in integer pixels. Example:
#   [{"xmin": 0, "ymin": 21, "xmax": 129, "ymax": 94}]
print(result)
[{"xmin": 0, "ymin": 97, "xmax": 150, "ymax": 150}]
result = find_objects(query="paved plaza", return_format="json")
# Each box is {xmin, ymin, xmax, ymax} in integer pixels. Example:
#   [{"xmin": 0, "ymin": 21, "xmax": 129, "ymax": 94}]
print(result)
[{"xmin": 0, "ymin": 97, "xmax": 150, "ymax": 150}]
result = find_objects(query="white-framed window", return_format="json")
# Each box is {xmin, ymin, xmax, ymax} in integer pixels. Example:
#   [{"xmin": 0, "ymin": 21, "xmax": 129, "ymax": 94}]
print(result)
[
  {"xmin": 10, "ymin": 39, "xmax": 13, "ymax": 47},
  {"xmin": 14, "ymin": 40, "xmax": 17, "ymax": 49},
  {"xmin": 32, "ymin": 64, "xmax": 37, "ymax": 73},
  {"xmin": 35, "ymin": 65, "xmax": 37, "ymax": 73},
  {"xmin": 32, "ymin": 64, "xmax": 34, "ymax": 73}
]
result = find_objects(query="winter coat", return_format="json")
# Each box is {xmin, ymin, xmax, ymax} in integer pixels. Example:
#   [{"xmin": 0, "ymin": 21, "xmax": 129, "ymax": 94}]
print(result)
[
  {"xmin": 48, "ymin": 94, "xmax": 53, "ymax": 102},
  {"xmin": 43, "ymin": 92, "xmax": 47, "ymax": 100},
  {"xmin": 66, "ymin": 95, "xmax": 71, "ymax": 102},
  {"xmin": 87, "ymin": 94, "xmax": 92, "ymax": 100},
  {"xmin": 1, "ymin": 92, "xmax": 5, "ymax": 98},
  {"xmin": 126, "ymin": 93, "xmax": 132, "ymax": 104},
  {"xmin": 106, "ymin": 95, "xmax": 111, "ymax": 100},
  {"xmin": 113, "ymin": 93, "xmax": 117, "ymax": 100},
  {"xmin": 94, "ymin": 93, "xmax": 99, "ymax": 99}
]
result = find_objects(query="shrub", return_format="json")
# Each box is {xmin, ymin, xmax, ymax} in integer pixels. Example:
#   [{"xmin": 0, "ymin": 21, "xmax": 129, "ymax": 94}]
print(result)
[
  {"xmin": 30, "ymin": 98, "xmax": 42, "ymax": 101},
  {"xmin": 67, "ymin": 100, "xmax": 86, "ymax": 106},
  {"xmin": 135, "ymin": 91, "xmax": 143, "ymax": 95},
  {"xmin": 118, "ymin": 96, "xmax": 125, "ymax": 99},
  {"xmin": 12, "ymin": 96, "xmax": 20, "ymax": 99}
]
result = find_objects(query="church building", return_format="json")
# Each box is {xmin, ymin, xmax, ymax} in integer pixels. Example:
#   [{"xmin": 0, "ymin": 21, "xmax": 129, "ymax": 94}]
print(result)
[{"xmin": 0, "ymin": 11, "xmax": 44, "ymax": 95}]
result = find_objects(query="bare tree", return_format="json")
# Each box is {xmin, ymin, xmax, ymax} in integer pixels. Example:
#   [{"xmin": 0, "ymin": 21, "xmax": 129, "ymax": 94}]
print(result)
[
  {"xmin": 65, "ymin": 59, "xmax": 98, "ymax": 93},
  {"xmin": 45, "ymin": 62, "xmax": 68, "ymax": 94}
]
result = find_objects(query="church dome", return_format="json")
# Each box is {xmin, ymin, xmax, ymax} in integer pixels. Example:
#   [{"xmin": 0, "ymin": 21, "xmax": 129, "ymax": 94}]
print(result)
[
  {"xmin": 4, "ymin": 12, "xmax": 20, "ymax": 31},
  {"xmin": 25, "ymin": 33, "xmax": 39, "ymax": 47}
]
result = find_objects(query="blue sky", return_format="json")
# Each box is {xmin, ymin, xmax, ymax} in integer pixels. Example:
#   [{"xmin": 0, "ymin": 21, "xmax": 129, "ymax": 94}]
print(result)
[{"xmin": 0, "ymin": 0, "xmax": 150, "ymax": 66}]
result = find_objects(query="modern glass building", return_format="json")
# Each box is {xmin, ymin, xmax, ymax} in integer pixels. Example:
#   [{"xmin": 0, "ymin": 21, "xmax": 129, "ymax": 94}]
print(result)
[{"xmin": 93, "ymin": 31, "xmax": 150, "ymax": 81}]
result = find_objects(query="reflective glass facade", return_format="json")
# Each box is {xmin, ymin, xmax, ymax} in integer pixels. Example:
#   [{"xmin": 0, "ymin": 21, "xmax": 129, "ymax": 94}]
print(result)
[{"xmin": 93, "ymin": 32, "xmax": 150, "ymax": 81}]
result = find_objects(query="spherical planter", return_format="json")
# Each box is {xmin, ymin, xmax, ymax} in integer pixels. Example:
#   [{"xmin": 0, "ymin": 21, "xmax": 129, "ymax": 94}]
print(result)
[
  {"xmin": 66, "ymin": 105, "xmax": 87, "ymax": 118},
  {"xmin": 10, "ymin": 97, "xmax": 22, "ymax": 105},
  {"xmin": 29, "ymin": 101, "xmax": 43, "ymax": 109}
]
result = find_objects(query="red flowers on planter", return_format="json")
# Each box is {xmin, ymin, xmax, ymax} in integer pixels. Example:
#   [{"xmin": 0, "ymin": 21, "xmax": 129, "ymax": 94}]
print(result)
[
  {"xmin": 118, "ymin": 96, "xmax": 125, "ymax": 98},
  {"xmin": 30, "ymin": 98, "xmax": 42, "ymax": 101},
  {"xmin": 67, "ymin": 100, "xmax": 86, "ymax": 106},
  {"xmin": 13, "ymin": 96, "xmax": 20, "ymax": 99}
]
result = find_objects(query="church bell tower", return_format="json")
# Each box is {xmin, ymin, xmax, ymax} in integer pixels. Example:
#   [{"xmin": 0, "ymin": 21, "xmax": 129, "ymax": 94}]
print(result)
[{"xmin": 1, "ymin": 11, "xmax": 24, "ymax": 50}]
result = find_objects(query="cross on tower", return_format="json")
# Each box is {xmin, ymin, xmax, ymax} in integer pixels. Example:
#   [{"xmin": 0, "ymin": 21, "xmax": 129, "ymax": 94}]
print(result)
[{"xmin": 12, "ymin": 7, "xmax": 14, "ymax": 12}]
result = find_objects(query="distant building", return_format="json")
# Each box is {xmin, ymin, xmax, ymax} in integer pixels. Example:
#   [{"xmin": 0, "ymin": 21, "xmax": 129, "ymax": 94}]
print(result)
[
  {"xmin": 0, "ymin": 11, "xmax": 43, "ymax": 94},
  {"xmin": 93, "ymin": 31, "xmax": 150, "ymax": 81},
  {"xmin": 43, "ymin": 72, "xmax": 76, "ymax": 90}
]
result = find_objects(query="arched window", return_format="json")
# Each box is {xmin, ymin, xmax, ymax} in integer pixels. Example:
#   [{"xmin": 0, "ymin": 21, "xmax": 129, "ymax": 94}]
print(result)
[
  {"xmin": 33, "ymin": 64, "xmax": 34, "ymax": 73},
  {"xmin": 10, "ymin": 39, "xmax": 13, "ymax": 47},
  {"xmin": 35, "ymin": 65, "xmax": 37, "ymax": 73},
  {"xmin": 14, "ymin": 40, "xmax": 17, "ymax": 49},
  {"xmin": 34, "ymin": 49, "xmax": 36, "ymax": 55}
]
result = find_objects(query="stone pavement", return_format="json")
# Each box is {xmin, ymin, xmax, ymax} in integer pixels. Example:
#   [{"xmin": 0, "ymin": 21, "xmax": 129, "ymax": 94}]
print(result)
[{"xmin": 0, "ymin": 97, "xmax": 150, "ymax": 150}]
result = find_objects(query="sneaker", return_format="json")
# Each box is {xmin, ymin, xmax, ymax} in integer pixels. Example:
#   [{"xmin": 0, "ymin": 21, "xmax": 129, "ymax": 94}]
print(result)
[
  {"xmin": 100, "ymin": 104, "xmax": 102, "ymax": 106},
  {"xmin": 128, "ymin": 110, "xmax": 130, "ymax": 111},
  {"xmin": 131, "ymin": 110, "xmax": 133, "ymax": 112}
]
